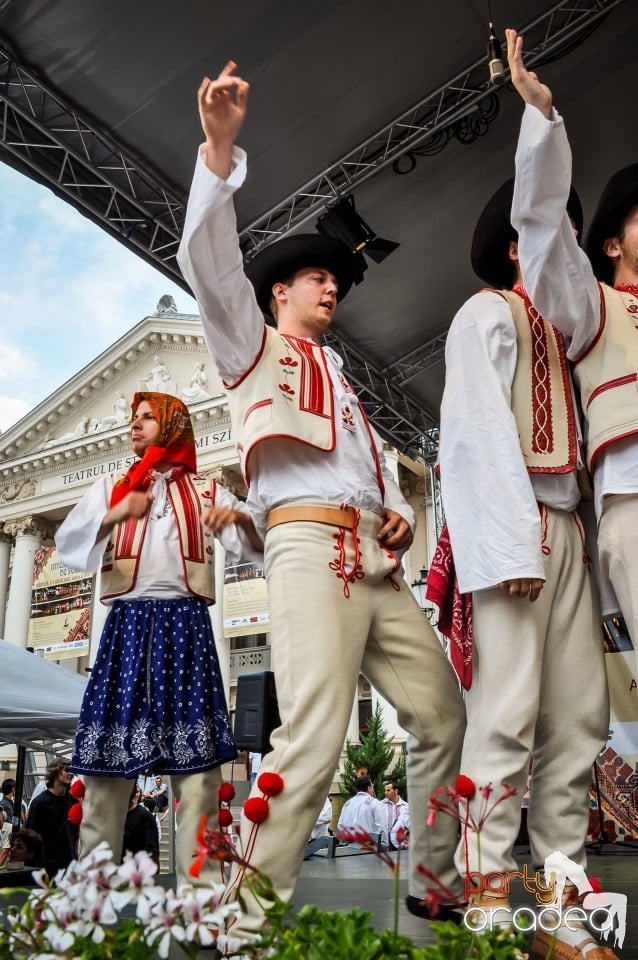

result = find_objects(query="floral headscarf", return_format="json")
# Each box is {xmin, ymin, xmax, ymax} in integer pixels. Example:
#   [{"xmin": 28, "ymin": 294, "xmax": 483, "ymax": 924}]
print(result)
[{"xmin": 110, "ymin": 392, "xmax": 197, "ymax": 507}]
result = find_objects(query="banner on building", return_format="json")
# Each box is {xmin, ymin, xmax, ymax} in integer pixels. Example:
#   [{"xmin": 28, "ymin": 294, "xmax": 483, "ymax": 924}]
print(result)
[
  {"xmin": 27, "ymin": 546, "xmax": 91, "ymax": 661},
  {"xmin": 588, "ymin": 615, "xmax": 638, "ymax": 843},
  {"xmin": 223, "ymin": 561, "xmax": 269, "ymax": 638}
]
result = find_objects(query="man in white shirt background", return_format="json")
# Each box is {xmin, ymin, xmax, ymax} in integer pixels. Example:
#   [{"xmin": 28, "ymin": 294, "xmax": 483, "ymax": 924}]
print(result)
[
  {"xmin": 380, "ymin": 780, "xmax": 409, "ymax": 850},
  {"xmin": 337, "ymin": 776, "xmax": 387, "ymax": 850}
]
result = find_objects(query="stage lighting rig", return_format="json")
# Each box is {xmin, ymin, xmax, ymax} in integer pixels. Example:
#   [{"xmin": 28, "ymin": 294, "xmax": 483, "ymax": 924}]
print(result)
[{"xmin": 316, "ymin": 196, "xmax": 399, "ymax": 285}]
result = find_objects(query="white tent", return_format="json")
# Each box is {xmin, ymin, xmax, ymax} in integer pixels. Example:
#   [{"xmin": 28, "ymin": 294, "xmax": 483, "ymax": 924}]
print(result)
[{"xmin": 0, "ymin": 640, "xmax": 86, "ymax": 749}]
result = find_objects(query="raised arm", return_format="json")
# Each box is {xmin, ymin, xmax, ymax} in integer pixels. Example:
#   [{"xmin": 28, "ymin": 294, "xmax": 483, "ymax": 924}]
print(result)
[
  {"xmin": 178, "ymin": 62, "xmax": 264, "ymax": 383},
  {"xmin": 507, "ymin": 28, "xmax": 600, "ymax": 357}
]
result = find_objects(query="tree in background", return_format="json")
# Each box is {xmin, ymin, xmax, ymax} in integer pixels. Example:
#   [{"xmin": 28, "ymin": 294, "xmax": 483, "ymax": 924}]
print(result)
[{"xmin": 339, "ymin": 703, "xmax": 394, "ymax": 799}]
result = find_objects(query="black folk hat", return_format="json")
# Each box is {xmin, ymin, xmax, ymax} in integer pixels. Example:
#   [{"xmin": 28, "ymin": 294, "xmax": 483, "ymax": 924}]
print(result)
[
  {"xmin": 245, "ymin": 234, "xmax": 355, "ymax": 319},
  {"xmin": 471, "ymin": 178, "xmax": 583, "ymax": 289},
  {"xmin": 585, "ymin": 163, "xmax": 638, "ymax": 285}
]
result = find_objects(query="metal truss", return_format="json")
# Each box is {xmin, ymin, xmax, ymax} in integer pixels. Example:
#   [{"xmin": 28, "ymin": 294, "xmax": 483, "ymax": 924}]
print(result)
[
  {"xmin": 238, "ymin": 0, "xmax": 626, "ymax": 258},
  {"xmin": 387, "ymin": 332, "xmax": 449, "ymax": 387},
  {"xmin": 0, "ymin": 41, "xmax": 184, "ymax": 281},
  {"xmin": 323, "ymin": 329, "xmax": 438, "ymax": 458},
  {"xmin": 0, "ymin": 0, "xmax": 626, "ymax": 459}
]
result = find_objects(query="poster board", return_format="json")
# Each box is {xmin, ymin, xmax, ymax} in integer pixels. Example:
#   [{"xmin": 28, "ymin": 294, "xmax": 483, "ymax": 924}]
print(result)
[
  {"xmin": 222, "ymin": 561, "xmax": 269, "ymax": 638},
  {"xmin": 27, "ymin": 546, "xmax": 91, "ymax": 661}
]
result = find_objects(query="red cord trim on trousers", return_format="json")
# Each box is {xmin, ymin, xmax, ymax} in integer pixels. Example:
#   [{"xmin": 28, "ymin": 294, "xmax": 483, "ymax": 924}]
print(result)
[
  {"xmin": 328, "ymin": 504, "xmax": 363, "ymax": 598},
  {"xmin": 572, "ymin": 510, "xmax": 591, "ymax": 566},
  {"xmin": 539, "ymin": 503, "xmax": 551, "ymax": 556},
  {"xmin": 383, "ymin": 547, "xmax": 401, "ymax": 590}
]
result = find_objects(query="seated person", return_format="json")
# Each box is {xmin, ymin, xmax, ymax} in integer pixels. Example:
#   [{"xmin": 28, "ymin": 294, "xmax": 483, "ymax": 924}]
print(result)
[
  {"xmin": 337, "ymin": 776, "xmax": 387, "ymax": 849},
  {"xmin": 9, "ymin": 829, "xmax": 45, "ymax": 868}
]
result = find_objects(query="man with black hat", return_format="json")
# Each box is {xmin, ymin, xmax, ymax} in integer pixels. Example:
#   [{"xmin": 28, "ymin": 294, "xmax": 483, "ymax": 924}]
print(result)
[
  {"xmin": 177, "ymin": 61, "xmax": 465, "ymax": 939},
  {"xmin": 438, "ymin": 166, "xmax": 608, "ymax": 940},
  {"xmin": 508, "ymin": 27, "xmax": 638, "ymax": 683}
]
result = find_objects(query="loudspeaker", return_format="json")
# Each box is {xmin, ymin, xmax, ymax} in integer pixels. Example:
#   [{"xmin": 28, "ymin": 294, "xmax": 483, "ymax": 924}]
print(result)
[{"xmin": 233, "ymin": 671, "xmax": 280, "ymax": 753}]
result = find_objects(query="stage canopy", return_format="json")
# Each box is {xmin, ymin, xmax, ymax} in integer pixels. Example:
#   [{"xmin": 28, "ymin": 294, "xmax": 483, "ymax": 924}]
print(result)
[{"xmin": 0, "ymin": 0, "xmax": 636, "ymax": 458}]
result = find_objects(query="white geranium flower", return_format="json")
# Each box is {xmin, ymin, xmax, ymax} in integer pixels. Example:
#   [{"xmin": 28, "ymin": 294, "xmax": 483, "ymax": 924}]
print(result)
[
  {"xmin": 181, "ymin": 885, "xmax": 230, "ymax": 945},
  {"xmin": 111, "ymin": 850, "xmax": 165, "ymax": 919},
  {"xmin": 42, "ymin": 923, "xmax": 75, "ymax": 952},
  {"xmin": 145, "ymin": 890, "xmax": 187, "ymax": 959}
]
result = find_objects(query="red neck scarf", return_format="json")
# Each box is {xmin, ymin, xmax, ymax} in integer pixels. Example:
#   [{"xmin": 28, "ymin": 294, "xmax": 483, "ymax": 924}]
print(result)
[
  {"xmin": 615, "ymin": 282, "xmax": 638, "ymax": 296},
  {"xmin": 110, "ymin": 392, "xmax": 197, "ymax": 507}
]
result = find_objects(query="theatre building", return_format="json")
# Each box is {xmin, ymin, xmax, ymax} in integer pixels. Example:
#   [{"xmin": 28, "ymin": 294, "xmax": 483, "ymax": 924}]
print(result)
[{"xmin": 0, "ymin": 298, "xmax": 438, "ymax": 786}]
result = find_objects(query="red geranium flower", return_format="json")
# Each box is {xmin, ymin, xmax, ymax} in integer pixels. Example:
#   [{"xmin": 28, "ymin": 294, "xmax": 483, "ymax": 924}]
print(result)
[
  {"xmin": 67, "ymin": 802, "xmax": 82, "ymax": 825},
  {"xmin": 257, "ymin": 772, "xmax": 284, "ymax": 797},
  {"xmin": 455, "ymin": 775, "xmax": 476, "ymax": 799},
  {"xmin": 218, "ymin": 808, "xmax": 233, "ymax": 828},
  {"xmin": 218, "ymin": 782, "xmax": 235, "ymax": 803},
  {"xmin": 244, "ymin": 797, "xmax": 269, "ymax": 824},
  {"xmin": 69, "ymin": 779, "xmax": 85, "ymax": 799}
]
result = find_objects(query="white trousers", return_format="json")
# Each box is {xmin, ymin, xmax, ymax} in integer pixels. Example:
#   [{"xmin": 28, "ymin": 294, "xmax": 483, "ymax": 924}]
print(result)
[
  {"xmin": 455, "ymin": 507, "xmax": 609, "ymax": 881},
  {"xmin": 227, "ymin": 508, "xmax": 466, "ymax": 939},
  {"xmin": 80, "ymin": 767, "xmax": 222, "ymax": 886},
  {"xmin": 598, "ymin": 493, "xmax": 638, "ymax": 670}
]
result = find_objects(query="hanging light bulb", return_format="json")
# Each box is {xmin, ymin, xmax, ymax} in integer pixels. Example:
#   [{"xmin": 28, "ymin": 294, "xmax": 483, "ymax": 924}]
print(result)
[{"xmin": 487, "ymin": 22, "xmax": 505, "ymax": 85}]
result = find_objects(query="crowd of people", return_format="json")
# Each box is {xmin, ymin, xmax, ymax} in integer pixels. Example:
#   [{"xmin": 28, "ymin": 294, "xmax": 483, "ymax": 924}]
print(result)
[{"xmin": 4, "ymin": 22, "xmax": 637, "ymax": 960}]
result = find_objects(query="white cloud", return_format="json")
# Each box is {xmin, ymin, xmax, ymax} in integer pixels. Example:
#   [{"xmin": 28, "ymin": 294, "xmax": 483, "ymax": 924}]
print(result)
[
  {"xmin": 0, "ymin": 396, "xmax": 32, "ymax": 433},
  {"xmin": 0, "ymin": 159, "xmax": 198, "ymax": 429}
]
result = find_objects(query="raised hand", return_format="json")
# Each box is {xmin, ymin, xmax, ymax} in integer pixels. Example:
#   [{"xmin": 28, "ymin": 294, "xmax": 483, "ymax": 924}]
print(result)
[
  {"xmin": 506, "ymin": 28, "xmax": 553, "ymax": 119},
  {"xmin": 198, "ymin": 60, "xmax": 250, "ymax": 173}
]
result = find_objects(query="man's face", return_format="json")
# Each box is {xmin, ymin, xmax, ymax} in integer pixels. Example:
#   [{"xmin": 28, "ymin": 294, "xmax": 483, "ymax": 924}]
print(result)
[
  {"xmin": 55, "ymin": 766, "xmax": 73, "ymax": 789},
  {"xmin": 10, "ymin": 837, "xmax": 27, "ymax": 861},
  {"xmin": 273, "ymin": 267, "xmax": 338, "ymax": 335},
  {"xmin": 131, "ymin": 400, "xmax": 161, "ymax": 457},
  {"xmin": 384, "ymin": 783, "xmax": 399, "ymax": 803},
  {"xmin": 605, "ymin": 205, "xmax": 638, "ymax": 282}
]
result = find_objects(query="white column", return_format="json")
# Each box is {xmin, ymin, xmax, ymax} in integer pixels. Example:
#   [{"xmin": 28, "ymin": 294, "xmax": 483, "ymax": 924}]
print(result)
[
  {"xmin": 0, "ymin": 534, "xmax": 12, "ymax": 638},
  {"xmin": 3, "ymin": 517, "xmax": 47, "ymax": 649},
  {"xmin": 89, "ymin": 568, "xmax": 108, "ymax": 668},
  {"xmin": 213, "ymin": 543, "xmax": 231, "ymax": 698},
  {"xmin": 346, "ymin": 694, "xmax": 360, "ymax": 743}
]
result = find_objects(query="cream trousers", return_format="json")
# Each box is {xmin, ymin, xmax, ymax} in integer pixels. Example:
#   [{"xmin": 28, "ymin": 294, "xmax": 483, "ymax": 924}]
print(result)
[
  {"xmin": 79, "ymin": 767, "xmax": 223, "ymax": 886},
  {"xmin": 226, "ymin": 508, "xmax": 466, "ymax": 939},
  {"xmin": 455, "ymin": 507, "xmax": 609, "ymax": 881}
]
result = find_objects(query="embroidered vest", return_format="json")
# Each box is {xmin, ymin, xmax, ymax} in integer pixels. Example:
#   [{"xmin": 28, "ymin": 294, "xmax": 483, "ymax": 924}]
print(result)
[
  {"xmin": 101, "ymin": 473, "xmax": 217, "ymax": 602},
  {"xmin": 573, "ymin": 284, "xmax": 638, "ymax": 470},
  {"xmin": 224, "ymin": 325, "xmax": 384, "ymax": 494},
  {"xmin": 498, "ymin": 288, "xmax": 577, "ymax": 474}
]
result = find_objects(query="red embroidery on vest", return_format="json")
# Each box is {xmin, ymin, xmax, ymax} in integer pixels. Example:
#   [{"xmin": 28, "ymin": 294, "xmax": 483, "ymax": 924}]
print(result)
[
  {"xmin": 284, "ymin": 336, "xmax": 329, "ymax": 417},
  {"xmin": 171, "ymin": 474, "xmax": 205, "ymax": 563},
  {"xmin": 513, "ymin": 286, "xmax": 577, "ymax": 472},
  {"xmin": 116, "ymin": 516, "xmax": 139, "ymax": 558}
]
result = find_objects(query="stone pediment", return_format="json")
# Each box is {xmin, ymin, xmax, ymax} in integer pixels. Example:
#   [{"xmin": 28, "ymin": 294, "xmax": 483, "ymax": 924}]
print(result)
[
  {"xmin": 0, "ymin": 311, "xmax": 227, "ymax": 461},
  {"xmin": 0, "ymin": 308, "xmax": 240, "ymax": 518}
]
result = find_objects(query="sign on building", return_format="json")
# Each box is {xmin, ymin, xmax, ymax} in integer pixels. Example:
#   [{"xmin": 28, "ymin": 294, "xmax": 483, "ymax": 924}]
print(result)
[{"xmin": 28, "ymin": 546, "xmax": 91, "ymax": 661}]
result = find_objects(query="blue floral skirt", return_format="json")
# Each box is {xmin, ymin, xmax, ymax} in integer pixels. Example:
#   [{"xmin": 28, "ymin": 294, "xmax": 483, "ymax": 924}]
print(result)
[{"xmin": 71, "ymin": 596, "xmax": 237, "ymax": 778}]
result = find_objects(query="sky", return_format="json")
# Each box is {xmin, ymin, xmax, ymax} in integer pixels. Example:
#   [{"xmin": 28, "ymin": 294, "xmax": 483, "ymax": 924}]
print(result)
[{"xmin": 0, "ymin": 161, "xmax": 198, "ymax": 433}]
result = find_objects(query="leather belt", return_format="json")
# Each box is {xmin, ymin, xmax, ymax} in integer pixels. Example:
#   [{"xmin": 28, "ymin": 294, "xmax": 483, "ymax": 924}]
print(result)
[{"xmin": 267, "ymin": 505, "xmax": 356, "ymax": 531}]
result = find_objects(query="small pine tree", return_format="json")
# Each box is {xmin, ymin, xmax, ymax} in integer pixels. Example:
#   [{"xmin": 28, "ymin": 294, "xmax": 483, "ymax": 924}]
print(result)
[{"xmin": 339, "ymin": 702, "xmax": 394, "ymax": 799}]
